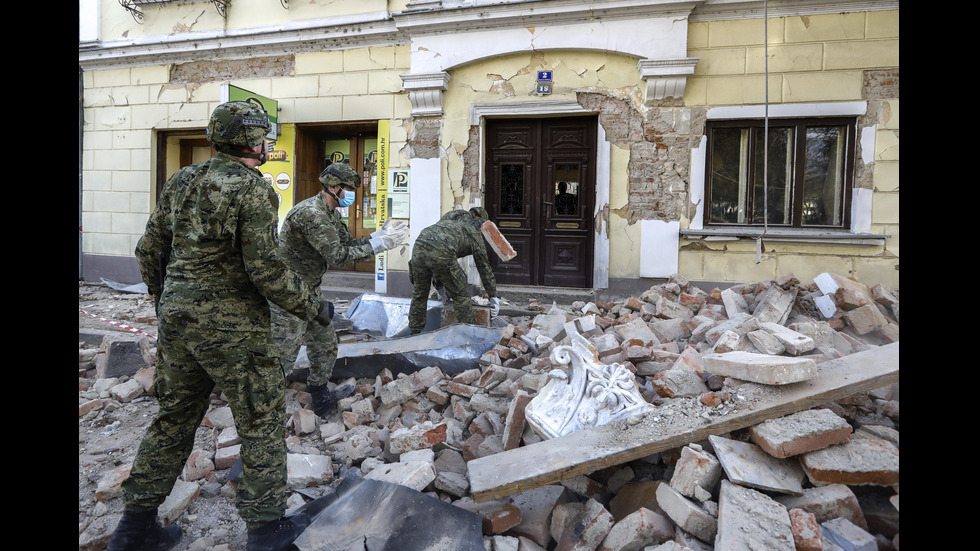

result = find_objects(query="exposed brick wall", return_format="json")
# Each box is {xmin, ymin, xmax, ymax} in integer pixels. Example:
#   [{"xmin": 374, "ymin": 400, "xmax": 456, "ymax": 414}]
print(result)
[
  {"xmin": 862, "ymin": 69, "xmax": 899, "ymax": 101},
  {"xmin": 170, "ymin": 55, "xmax": 295, "ymax": 84},
  {"xmin": 578, "ymin": 92, "xmax": 692, "ymax": 225}
]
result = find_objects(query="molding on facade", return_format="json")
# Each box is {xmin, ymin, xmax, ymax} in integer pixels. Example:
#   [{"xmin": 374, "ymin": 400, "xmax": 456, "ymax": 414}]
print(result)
[
  {"xmin": 469, "ymin": 100, "xmax": 593, "ymax": 126},
  {"xmin": 78, "ymin": 11, "xmax": 402, "ymax": 70},
  {"xmin": 400, "ymin": 72, "xmax": 451, "ymax": 116},
  {"xmin": 638, "ymin": 57, "xmax": 700, "ymax": 104},
  {"xmin": 78, "ymin": 1, "xmax": 898, "ymax": 72},
  {"xmin": 689, "ymin": 0, "xmax": 899, "ymax": 22}
]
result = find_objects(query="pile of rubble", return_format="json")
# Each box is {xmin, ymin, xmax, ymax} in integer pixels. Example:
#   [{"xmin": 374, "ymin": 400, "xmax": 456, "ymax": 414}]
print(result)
[{"xmin": 79, "ymin": 272, "xmax": 899, "ymax": 551}]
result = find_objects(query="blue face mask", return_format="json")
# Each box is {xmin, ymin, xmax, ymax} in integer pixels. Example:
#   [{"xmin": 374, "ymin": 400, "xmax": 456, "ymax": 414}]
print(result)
[{"xmin": 338, "ymin": 189, "xmax": 355, "ymax": 208}]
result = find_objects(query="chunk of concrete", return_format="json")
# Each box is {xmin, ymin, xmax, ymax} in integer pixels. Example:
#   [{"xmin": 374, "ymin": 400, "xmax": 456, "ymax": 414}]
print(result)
[
  {"xmin": 715, "ymin": 480, "xmax": 794, "ymax": 550},
  {"xmin": 598, "ymin": 507, "xmax": 674, "ymax": 550},
  {"xmin": 655, "ymin": 482, "xmax": 716, "ymax": 543},
  {"xmin": 554, "ymin": 498, "xmax": 614, "ymax": 551},
  {"xmin": 94, "ymin": 333, "xmax": 153, "ymax": 379},
  {"xmin": 821, "ymin": 517, "xmax": 877, "ymax": 551},
  {"xmin": 701, "ymin": 351, "xmax": 817, "ymax": 385},
  {"xmin": 758, "ymin": 322, "xmax": 815, "ymax": 355},
  {"xmin": 364, "ymin": 461, "xmax": 435, "ymax": 493},
  {"xmin": 505, "ymin": 485, "xmax": 572, "ymax": 548},
  {"xmin": 287, "ymin": 453, "xmax": 334, "ymax": 487},
  {"xmin": 669, "ymin": 444, "xmax": 722, "ymax": 502}
]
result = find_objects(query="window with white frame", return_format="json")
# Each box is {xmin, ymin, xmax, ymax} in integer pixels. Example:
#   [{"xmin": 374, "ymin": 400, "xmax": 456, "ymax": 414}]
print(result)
[{"xmin": 704, "ymin": 117, "xmax": 856, "ymax": 229}]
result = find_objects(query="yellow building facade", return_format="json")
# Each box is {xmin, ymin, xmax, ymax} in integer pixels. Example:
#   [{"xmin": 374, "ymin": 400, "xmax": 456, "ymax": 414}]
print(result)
[{"xmin": 79, "ymin": 0, "xmax": 898, "ymax": 296}]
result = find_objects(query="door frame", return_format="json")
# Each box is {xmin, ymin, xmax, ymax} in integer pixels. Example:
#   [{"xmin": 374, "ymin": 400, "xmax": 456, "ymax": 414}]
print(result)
[{"xmin": 474, "ymin": 101, "xmax": 610, "ymax": 290}]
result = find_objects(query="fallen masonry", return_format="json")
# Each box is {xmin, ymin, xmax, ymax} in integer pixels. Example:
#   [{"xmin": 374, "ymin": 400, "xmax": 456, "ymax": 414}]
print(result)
[{"xmin": 79, "ymin": 271, "xmax": 899, "ymax": 551}]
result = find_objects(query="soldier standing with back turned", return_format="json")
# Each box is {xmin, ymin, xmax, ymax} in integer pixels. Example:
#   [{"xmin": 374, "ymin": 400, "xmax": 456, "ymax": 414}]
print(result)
[{"xmin": 108, "ymin": 100, "xmax": 331, "ymax": 551}]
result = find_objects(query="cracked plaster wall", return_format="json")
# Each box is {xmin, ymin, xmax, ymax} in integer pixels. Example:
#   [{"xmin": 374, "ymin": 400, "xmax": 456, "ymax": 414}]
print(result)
[{"xmin": 438, "ymin": 50, "xmax": 693, "ymax": 265}]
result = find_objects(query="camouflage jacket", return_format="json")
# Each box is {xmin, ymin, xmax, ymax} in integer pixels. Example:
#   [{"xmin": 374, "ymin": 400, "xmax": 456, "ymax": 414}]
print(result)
[
  {"xmin": 135, "ymin": 152, "xmax": 318, "ymax": 332},
  {"xmin": 415, "ymin": 210, "xmax": 497, "ymax": 298},
  {"xmin": 278, "ymin": 193, "xmax": 374, "ymax": 289}
]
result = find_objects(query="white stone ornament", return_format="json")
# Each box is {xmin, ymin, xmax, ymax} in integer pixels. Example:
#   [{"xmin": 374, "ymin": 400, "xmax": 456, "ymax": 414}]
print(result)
[{"xmin": 526, "ymin": 332, "xmax": 655, "ymax": 439}]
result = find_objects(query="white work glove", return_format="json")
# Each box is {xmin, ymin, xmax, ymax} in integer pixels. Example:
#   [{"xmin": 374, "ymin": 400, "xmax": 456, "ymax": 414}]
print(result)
[
  {"xmin": 370, "ymin": 228, "xmax": 407, "ymax": 254},
  {"xmin": 371, "ymin": 219, "xmax": 408, "ymax": 240},
  {"xmin": 490, "ymin": 297, "xmax": 501, "ymax": 317}
]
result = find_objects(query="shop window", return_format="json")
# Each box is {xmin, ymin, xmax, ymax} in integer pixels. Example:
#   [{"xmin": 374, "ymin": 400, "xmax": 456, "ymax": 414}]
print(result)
[{"xmin": 705, "ymin": 117, "xmax": 855, "ymax": 229}]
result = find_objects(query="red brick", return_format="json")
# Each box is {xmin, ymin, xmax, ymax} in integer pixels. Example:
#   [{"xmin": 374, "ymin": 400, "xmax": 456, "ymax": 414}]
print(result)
[{"xmin": 789, "ymin": 508, "xmax": 823, "ymax": 551}]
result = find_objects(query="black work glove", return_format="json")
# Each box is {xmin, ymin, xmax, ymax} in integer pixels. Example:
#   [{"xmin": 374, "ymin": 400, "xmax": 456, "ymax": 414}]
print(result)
[{"xmin": 315, "ymin": 299, "xmax": 334, "ymax": 327}]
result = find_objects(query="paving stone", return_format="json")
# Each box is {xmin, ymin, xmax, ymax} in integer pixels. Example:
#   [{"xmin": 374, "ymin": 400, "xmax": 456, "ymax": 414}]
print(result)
[{"xmin": 709, "ymin": 435, "xmax": 805, "ymax": 496}]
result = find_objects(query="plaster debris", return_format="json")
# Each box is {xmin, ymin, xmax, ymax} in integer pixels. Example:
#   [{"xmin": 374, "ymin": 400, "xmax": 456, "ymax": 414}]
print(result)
[{"xmin": 79, "ymin": 272, "xmax": 899, "ymax": 550}]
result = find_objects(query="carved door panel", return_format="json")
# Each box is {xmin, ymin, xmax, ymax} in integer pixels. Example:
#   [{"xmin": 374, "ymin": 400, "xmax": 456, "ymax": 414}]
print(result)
[{"xmin": 486, "ymin": 117, "xmax": 596, "ymax": 288}]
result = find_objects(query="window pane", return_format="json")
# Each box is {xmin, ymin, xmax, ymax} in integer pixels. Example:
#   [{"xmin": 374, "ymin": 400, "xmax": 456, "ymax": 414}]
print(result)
[
  {"xmin": 753, "ymin": 127, "xmax": 792, "ymax": 225},
  {"xmin": 709, "ymin": 128, "xmax": 748, "ymax": 224},
  {"xmin": 803, "ymin": 126, "xmax": 845, "ymax": 226},
  {"xmin": 500, "ymin": 163, "xmax": 524, "ymax": 215},
  {"xmin": 554, "ymin": 163, "xmax": 580, "ymax": 215}
]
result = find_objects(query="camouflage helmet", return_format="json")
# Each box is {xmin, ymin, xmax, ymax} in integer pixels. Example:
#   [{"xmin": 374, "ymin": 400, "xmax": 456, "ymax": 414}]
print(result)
[
  {"xmin": 469, "ymin": 207, "xmax": 489, "ymax": 221},
  {"xmin": 206, "ymin": 100, "xmax": 271, "ymax": 151},
  {"xmin": 319, "ymin": 162, "xmax": 362, "ymax": 190}
]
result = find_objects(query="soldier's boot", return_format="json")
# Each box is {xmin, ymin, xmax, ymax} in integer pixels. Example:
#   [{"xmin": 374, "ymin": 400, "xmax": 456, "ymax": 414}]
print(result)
[
  {"xmin": 246, "ymin": 515, "xmax": 307, "ymax": 551},
  {"xmin": 309, "ymin": 383, "xmax": 355, "ymax": 418},
  {"xmin": 106, "ymin": 509, "xmax": 182, "ymax": 551}
]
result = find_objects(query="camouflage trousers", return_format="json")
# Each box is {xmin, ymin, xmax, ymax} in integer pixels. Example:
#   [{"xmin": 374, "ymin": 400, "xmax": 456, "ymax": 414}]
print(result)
[
  {"xmin": 270, "ymin": 301, "xmax": 338, "ymax": 387},
  {"xmin": 408, "ymin": 243, "xmax": 472, "ymax": 334},
  {"xmin": 121, "ymin": 322, "xmax": 288, "ymax": 529}
]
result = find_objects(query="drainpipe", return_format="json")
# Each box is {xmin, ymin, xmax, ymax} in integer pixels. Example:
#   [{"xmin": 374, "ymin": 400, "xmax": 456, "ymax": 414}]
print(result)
[{"xmin": 79, "ymin": 65, "xmax": 84, "ymax": 280}]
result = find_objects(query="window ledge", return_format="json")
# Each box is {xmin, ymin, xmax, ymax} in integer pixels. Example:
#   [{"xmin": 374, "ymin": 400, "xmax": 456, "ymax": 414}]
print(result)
[{"xmin": 680, "ymin": 228, "xmax": 888, "ymax": 247}]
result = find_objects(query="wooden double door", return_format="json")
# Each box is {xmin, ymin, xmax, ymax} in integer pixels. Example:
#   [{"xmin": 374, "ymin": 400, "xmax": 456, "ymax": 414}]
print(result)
[{"xmin": 485, "ymin": 117, "xmax": 597, "ymax": 288}]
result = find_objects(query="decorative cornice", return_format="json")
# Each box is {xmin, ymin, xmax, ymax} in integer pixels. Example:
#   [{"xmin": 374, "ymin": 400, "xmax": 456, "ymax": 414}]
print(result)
[
  {"xmin": 78, "ymin": 12, "xmax": 402, "ymax": 70},
  {"xmin": 79, "ymin": 0, "xmax": 899, "ymax": 71},
  {"xmin": 689, "ymin": 0, "xmax": 899, "ymax": 22},
  {"xmin": 393, "ymin": 0, "xmax": 699, "ymax": 35}
]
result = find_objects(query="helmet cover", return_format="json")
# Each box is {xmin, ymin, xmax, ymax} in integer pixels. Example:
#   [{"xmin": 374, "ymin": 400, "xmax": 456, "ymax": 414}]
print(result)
[
  {"xmin": 319, "ymin": 162, "xmax": 362, "ymax": 190},
  {"xmin": 206, "ymin": 100, "xmax": 271, "ymax": 150}
]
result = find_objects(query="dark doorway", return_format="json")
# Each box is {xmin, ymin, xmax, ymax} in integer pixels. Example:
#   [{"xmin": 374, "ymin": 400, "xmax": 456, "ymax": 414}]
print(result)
[{"xmin": 485, "ymin": 117, "xmax": 597, "ymax": 288}]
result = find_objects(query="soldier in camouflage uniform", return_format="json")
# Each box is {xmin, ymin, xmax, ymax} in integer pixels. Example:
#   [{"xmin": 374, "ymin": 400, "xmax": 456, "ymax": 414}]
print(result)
[
  {"xmin": 408, "ymin": 207, "xmax": 501, "ymax": 335},
  {"xmin": 108, "ymin": 101, "xmax": 331, "ymax": 551},
  {"xmin": 271, "ymin": 162, "xmax": 407, "ymax": 417}
]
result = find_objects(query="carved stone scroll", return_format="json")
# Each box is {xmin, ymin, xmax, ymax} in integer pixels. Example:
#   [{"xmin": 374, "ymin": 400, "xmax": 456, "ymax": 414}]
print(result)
[{"xmin": 526, "ymin": 332, "xmax": 655, "ymax": 439}]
